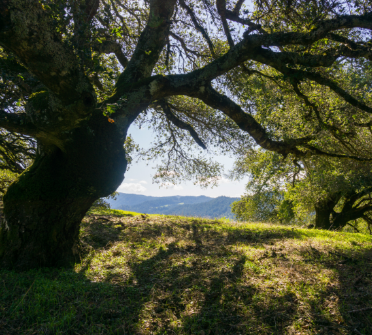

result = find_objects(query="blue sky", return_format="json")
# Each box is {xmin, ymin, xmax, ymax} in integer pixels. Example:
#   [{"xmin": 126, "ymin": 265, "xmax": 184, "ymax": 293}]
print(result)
[{"xmin": 116, "ymin": 124, "xmax": 248, "ymax": 198}]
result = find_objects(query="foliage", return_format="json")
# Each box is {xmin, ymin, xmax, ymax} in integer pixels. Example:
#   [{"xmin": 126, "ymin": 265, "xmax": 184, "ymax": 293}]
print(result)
[
  {"xmin": 1, "ymin": 211, "xmax": 372, "ymax": 334},
  {"xmin": 90, "ymin": 192, "xmax": 118, "ymax": 210},
  {"xmin": 231, "ymin": 148, "xmax": 372, "ymax": 231},
  {"xmin": 2, "ymin": 0, "xmax": 372, "ymax": 184},
  {"xmin": 2, "ymin": 0, "xmax": 372, "ymax": 268},
  {"xmin": 0, "ymin": 130, "xmax": 35, "ymax": 196},
  {"xmin": 231, "ymin": 149, "xmax": 296, "ymax": 223}
]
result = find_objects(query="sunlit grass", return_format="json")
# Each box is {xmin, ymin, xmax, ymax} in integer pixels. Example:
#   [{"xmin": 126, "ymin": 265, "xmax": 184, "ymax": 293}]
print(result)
[{"xmin": 1, "ymin": 209, "xmax": 372, "ymax": 334}]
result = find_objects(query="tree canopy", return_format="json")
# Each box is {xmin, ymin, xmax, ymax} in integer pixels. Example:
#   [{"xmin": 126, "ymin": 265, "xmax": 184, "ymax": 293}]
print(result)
[
  {"xmin": 1, "ymin": 0, "xmax": 372, "ymax": 269},
  {"xmin": 231, "ymin": 149, "xmax": 372, "ymax": 233}
]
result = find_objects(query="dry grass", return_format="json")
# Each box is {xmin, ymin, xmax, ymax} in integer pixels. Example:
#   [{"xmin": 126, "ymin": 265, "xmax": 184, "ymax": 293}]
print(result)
[{"xmin": 1, "ymin": 211, "xmax": 372, "ymax": 334}]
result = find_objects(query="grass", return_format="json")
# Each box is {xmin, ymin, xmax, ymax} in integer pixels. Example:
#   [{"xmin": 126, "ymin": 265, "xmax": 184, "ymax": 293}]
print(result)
[{"xmin": 1, "ymin": 209, "xmax": 372, "ymax": 334}]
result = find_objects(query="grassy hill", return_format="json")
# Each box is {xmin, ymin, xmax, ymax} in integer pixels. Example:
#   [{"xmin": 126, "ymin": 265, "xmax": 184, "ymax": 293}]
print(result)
[{"xmin": 1, "ymin": 209, "xmax": 372, "ymax": 334}]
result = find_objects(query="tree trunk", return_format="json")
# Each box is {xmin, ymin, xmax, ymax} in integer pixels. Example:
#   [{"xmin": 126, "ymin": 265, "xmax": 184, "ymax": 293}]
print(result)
[
  {"xmin": 314, "ymin": 194, "xmax": 341, "ymax": 230},
  {"xmin": 314, "ymin": 202, "xmax": 332, "ymax": 229},
  {"xmin": 0, "ymin": 114, "xmax": 127, "ymax": 270}
]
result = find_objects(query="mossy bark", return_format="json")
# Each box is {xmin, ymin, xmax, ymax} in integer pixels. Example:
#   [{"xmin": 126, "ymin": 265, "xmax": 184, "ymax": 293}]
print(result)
[{"xmin": 0, "ymin": 114, "xmax": 127, "ymax": 270}]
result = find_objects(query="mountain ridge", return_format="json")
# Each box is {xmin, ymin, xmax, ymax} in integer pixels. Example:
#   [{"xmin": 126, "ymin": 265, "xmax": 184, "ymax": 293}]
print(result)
[{"xmin": 107, "ymin": 193, "xmax": 239, "ymax": 219}]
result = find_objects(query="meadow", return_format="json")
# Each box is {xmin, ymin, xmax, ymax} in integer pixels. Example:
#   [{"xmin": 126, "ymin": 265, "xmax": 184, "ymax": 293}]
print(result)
[{"xmin": 1, "ymin": 208, "xmax": 371, "ymax": 334}]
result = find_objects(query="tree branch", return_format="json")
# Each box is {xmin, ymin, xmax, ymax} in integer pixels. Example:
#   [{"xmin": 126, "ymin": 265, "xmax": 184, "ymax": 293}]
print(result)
[
  {"xmin": 284, "ymin": 68, "xmax": 372, "ymax": 114},
  {"xmin": 160, "ymin": 100, "xmax": 206, "ymax": 149},
  {"xmin": 232, "ymin": 0, "xmax": 245, "ymax": 15},
  {"xmin": 343, "ymin": 187, "xmax": 372, "ymax": 212},
  {"xmin": 216, "ymin": 0, "xmax": 234, "ymax": 47},
  {"xmin": 225, "ymin": 10, "xmax": 266, "ymax": 35},
  {"xmin": 93, "ymin": 40, "xmax": 129, "ymax": 67},
  {"xmin": 179, "ymin": 0, "xmax": 216, "ymax": 57},
  {"xmin": 107, "ymin": 0, "xmax": 177, "ymax": 106},
  {"xmin": 192, "ymin": 84, "xmax": 311, "ymax": 156},
  {"xmin": 0, "ymin": 111, "xmax": 38, "ymax": 137},
  {"xmin": 0, "ymin": 0, "xmax": 95, "ymax": 109}
]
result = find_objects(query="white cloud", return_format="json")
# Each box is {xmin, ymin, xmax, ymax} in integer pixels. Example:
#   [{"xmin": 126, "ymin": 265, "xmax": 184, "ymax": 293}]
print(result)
[
  {"xmin": 216, "ymin": 177, "xmax": 231, "ymax": 184},
  {"xmin": 139, "ymin": 180, "xmax": 147, "ymax": 184},
  {"xmin": 117, "ymin": 183, "xmax": 147, "ymax": 194},
  {"xmin": 128, "ymin": 178, "xmax": 137, "ymax": 182}
]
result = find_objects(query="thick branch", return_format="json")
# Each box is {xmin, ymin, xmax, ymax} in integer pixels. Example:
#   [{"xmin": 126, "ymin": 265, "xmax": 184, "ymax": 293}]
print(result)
[
  {"xmin": 255, "ymin": 12, "xmax": 372, "ymax": 47},
  {"xmin": 154, "ymin": 13, "xmax": 372, "ymax": 97},
  {"xmin": 0, "ymin": 111, "xmax": 38, "ymax": 137},
  {"xmin": 108, "ymin": 0, "xmax": 177, "ymax": 106},
  {"xmin": 300, "ymin": 144, "xmax": 372, "ymax": 161},
  {"xmin": 248, "ymin": 47, "xmax": 372, "ymax": 115},
  {"xmin": 106, "ymin": 9, "xmax": 372, "ymax": 135},
  {"xmin": 343, "ymin": 187, "xmax": 372, "ymax": 212},
  {"xmin": 0, "ymin": 0, "xmax": 95, "ymax": 109},
  {"xmin": 192, "ymin": 84, "xmax": 311, "ymax": 156}
]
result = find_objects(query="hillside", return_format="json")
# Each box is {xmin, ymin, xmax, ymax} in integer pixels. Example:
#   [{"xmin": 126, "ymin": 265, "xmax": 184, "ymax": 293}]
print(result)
[
  {"xmin": 108, "ymin": 193, "xmax": 238, "ymax": 218},
  {"xmin": 107, "ymin": 193, "xmax": 212, "ymax": 209},
  {"xmin": 153, "ymin": 196, "xmax": 240, "ymax": 218},
  {"xmin": 1, "ymin": 209, "xmax": 372, "ymax": 334}
]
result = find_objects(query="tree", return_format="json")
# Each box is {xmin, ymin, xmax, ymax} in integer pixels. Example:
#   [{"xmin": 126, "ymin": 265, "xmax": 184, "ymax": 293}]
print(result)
[
  {"xmin": 288, "ymin": 158, "xmax": 372, "ymax": 231},
  {"xmin": 231, "ymin": 149, "xmax": 372, "ymax": 232},
  {"xmin": 231, "ymin": 150, "xmax": 295, "ymax": 223},
  {"xmin": 1, "ymin": 0, "xmax": 372, "ymax": 269}
]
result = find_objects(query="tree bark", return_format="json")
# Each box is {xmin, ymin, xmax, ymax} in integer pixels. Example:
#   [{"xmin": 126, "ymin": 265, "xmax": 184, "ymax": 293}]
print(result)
[
  {"xmin": 314, "ymin": 203, "xmax": 332, "ymax": 229},
  {"xmin": 314, "ymin": 194, "xmax": 341, "ymax": 229},
  {"xmin": 0, "ymin": 114, "xmax": 127, "ymax": 270}
]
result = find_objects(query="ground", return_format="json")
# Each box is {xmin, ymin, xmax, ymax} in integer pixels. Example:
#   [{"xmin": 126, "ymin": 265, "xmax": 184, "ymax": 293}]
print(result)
[{"xmin": 0, "ymin": 208, "xmax": 372, "ymax": 334}]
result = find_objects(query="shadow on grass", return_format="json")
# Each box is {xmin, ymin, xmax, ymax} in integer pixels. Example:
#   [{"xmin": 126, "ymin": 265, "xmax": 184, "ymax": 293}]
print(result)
[
  {"xmin": 1, "ymin": 217, "xmax": 372, "ymax": 334},
  {"xmin": 301, "ymin": 248, "xmax": 372, "ymax": 335}
]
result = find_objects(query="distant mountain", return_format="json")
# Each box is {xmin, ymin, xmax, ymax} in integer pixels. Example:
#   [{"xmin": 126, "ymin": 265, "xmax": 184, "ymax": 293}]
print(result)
[
  {"xmin": 107, "ymin": 193, "xmax": 156, "ymax": 208},
  {"xmin": 154, "ymin": 196, "xmax": 240, "ymax": 219},
  {"xmin": 108, "ymin": 193, "xmax": 239, "ymax": 219}
]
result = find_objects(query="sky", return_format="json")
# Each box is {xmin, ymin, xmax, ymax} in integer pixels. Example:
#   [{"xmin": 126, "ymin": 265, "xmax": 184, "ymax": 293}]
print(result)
[
  {"xmin": 116, "ymin": 124, "xmax": 249, "ymax": 198},
  {"xmin": 114, "ymin": 0, "xmax": 256, "ymax": 199}
]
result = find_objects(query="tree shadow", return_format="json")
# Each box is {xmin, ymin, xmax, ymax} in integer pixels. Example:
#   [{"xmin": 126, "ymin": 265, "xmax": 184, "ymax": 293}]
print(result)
[
  {"xmin": 80, "ymin": 220, "xmax": 303, "ymax": 334},
  {"xmin": 304, "ymin": 247, "xmax": 372, "ymax": 335},
  {"xmin": 2, "ymin": 217, "xmax": 371, "ymax": 334}
]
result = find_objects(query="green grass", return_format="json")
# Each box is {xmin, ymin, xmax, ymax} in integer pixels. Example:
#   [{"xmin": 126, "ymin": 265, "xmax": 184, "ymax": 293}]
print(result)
[{"xmin": 1, "ymin": 209, "xmax": 372, "ymax": 334}]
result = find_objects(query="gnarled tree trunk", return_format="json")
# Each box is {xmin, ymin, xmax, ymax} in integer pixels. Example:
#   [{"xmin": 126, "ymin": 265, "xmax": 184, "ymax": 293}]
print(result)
[
  {"xmin": 0, "ymin": 115, "xmax": 127, "ymax": 270},
  {"xmin": 314, "ymin": 203, "xmax": 332, "ymax": 229},
  {"xmin": 314, "ymin": 193, "xmax": 341, "ymax": 230}
]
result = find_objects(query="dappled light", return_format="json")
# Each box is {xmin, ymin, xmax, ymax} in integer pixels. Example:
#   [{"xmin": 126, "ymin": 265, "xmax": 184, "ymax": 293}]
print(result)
[{"xmin": 1, "ymin": 212, "xmax": 371, "ymax": 334}]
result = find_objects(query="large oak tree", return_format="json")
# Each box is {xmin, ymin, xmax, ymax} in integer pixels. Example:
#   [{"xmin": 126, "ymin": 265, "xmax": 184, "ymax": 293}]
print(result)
[{"xmin": 0, "ymin": 0, "xmax": 372, "ymax": 269}]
